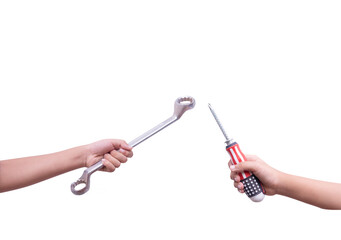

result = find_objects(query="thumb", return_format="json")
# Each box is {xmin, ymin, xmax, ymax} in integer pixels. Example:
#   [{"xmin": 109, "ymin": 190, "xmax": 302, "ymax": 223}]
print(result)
[
  {"xmin": 108, "ymin": 139, "xmax": 132, "ymax": 151},
  {"xmin": 230, "ymin": 161, "xmax": 259, "ymax": 173}
]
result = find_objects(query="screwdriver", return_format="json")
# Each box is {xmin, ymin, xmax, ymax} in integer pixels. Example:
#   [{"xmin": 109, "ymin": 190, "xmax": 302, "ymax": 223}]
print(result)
[{"xmin": 208, "ymin": 103, "xmax": 265, "ymax": 202}]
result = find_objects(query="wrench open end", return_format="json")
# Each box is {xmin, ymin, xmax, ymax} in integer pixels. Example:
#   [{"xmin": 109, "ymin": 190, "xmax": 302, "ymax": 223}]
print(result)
[{"xmin": 174, "ymin": 96, "xmax": 196, "ymax": 119}]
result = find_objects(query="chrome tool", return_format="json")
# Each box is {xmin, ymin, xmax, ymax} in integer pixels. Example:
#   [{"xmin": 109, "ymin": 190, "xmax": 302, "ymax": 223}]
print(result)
[{"xmin": 71, "ymin": 96, "xmax": 196, "ymax": 195}]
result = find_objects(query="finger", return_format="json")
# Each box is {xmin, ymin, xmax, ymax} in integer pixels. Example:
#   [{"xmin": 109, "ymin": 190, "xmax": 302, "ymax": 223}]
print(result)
[
  {"xmin": 101, "ymin": 159, "xmax": 116, "ymax": 172},
  {"xmin": 230, "ymin": 171, "xmax": 240, "ymax": 182},
  {"xmin": 234, "ymin": 182, "xmax": 244, "ymax": 193},
  {"xmin": 120, "ymin": 141, "xmax": 133, "ymax": 151},
  {"xmin": 110, "ymin": 150, "xmax": 128, "ymax": 163},
  {"xmin": 245, "ymin": 154, "xmax": 260, "ymax": 162},
  {"xmin": 233, "ymin": 182, "xmax": 244, "ymax": 190},
  {"xmin": 228, "ymin": 160, "xmax": 234, "ymax": 168},
  {"xmin": 230, "ymin": 161, "xmax": 258, "ymax": 174},
  {"xmin": 105, "ymin": 153, "xmax": 122, "ymax": 168},
  {"xmin": 109, "ymin": 139, "xmax": 131, "ymax": 151},
  {"xmin": 118, "ymin": 148, "xmax": 133, "ymax": 158},
  {"xmin": 126, "ymin": 150, "xmax": 133, "ymax": 158},
  {"xmin": 233, "ymin": 181, "xmax": 244, "ymax": 190}
]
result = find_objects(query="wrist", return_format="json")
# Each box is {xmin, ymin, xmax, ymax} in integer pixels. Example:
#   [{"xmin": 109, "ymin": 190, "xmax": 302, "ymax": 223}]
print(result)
[
  {"xmin": 275, "ymin": 171, "xmax": 291, "ymax": 196},
  {"xmin": 66, "ymin": 145, "xmax": 89, "ymax": 169},
  {"xmin": 79, "ymin": 144, "xmax": 91, "ymax": 168}
]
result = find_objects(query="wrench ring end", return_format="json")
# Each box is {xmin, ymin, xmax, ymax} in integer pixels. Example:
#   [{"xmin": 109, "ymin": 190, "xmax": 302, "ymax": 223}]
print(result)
[
  {"xmin": 71, "ymin": 176, "xmax": 90, "ymax": 195},
  {"xmin": 174, "ymin": 96, "xmax": 196, "ymax": 118}
]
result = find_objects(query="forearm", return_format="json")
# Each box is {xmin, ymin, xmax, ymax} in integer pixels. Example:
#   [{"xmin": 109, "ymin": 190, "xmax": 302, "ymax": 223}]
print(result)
[
  {"xmin": 277, "ymin": 172, "xmax": 341, "ymax": 210},
  {"xmin": 0, "ymin": 146, "xmax": 87, "ymax": 192}
]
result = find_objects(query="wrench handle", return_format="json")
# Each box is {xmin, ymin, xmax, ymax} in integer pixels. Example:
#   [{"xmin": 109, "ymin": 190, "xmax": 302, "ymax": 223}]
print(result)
[{"xmin": 226, "ymin": 142, "xmax": 265, "ymax": 202}]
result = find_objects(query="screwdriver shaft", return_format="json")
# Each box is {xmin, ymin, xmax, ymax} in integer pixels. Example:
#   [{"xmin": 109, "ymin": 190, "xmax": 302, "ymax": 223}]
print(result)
[{"xmin": 208, "ymin": 103, "xmax": 232, "ymax": 144}]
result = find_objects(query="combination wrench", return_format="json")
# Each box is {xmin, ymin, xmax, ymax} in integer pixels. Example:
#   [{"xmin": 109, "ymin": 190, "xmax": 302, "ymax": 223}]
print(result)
[{"xmin": 71, "ymin": 96, "xmax": 196, "ymax": 195}]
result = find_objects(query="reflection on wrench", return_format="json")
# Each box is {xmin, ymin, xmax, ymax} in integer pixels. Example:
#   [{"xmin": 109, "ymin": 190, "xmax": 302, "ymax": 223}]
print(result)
[{"xmin": 71, "ymin": 96, "xmax": 196, "ymax": 195}]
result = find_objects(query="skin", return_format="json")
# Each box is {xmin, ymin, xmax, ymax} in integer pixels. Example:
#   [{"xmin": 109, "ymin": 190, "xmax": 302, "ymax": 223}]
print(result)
[
  {"xmin": 229, "ymin": 155, "xmax": 341, "ymax": 210},
  {"xmin": 0, "ymin": 139, "xmax": 133, "ymax": 193}
]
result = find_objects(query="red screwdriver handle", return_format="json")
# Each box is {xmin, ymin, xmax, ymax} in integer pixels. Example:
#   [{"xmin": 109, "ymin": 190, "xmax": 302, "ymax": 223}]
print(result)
[{"xmin": 226, "ymin": 142, "xmax": 265, "ymax": 202}]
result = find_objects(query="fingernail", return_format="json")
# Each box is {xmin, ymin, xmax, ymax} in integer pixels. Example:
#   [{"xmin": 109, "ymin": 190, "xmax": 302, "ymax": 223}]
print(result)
[
  {"xmin": 234, "ymin": 177, "xmax": 238, "ymax": 182},
  {"xmin": 118, "ymin": 148, "xmax": 125, "ymax": 153},
  {"xmin": 230, "ymin": 165, "xmax": 235, "ymax": 170}
]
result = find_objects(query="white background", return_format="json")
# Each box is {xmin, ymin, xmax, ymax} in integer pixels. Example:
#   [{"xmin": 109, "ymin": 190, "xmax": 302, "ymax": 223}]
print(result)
[{"xmin": 1, "ymin": 0, "xmax": 341, "ymax": 239}]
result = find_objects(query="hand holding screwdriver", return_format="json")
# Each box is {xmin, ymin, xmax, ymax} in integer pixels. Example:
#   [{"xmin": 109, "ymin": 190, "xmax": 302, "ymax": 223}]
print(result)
[
  {"xmin": 228, "ymin": 155, "xmax": 278, "ymax": 197},
  {"xmin": 208, "ymin": 104, "xmax": 265, "ymax": 202}
]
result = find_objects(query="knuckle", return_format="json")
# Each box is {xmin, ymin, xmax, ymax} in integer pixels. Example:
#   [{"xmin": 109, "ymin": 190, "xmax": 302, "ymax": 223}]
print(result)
[
  {"xmin": 103, "ymin": 162, "xmax": 115, "ymax": 172},
  {"xmin": 110, "ymin": 150, "xmax": 118, "ymax": 156},
  {"xmin": 234, "ymin": 162, "xmax": 242, "ymax": 170},
  {"xmin": 230, "ymin": 172, "xmax": 237, "ymax": 180}
]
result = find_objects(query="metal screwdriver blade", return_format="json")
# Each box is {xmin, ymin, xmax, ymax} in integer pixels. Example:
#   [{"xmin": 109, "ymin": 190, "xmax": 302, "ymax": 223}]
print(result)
[{"xmin": 208, "ymin": 103, "xmax": 232, "ymax": 143}]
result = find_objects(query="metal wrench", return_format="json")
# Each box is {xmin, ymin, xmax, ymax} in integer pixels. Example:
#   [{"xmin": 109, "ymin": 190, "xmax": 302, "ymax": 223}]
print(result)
[{"xmin": 71, "ymin": 96, "xmax": 196, "ymax": 195}]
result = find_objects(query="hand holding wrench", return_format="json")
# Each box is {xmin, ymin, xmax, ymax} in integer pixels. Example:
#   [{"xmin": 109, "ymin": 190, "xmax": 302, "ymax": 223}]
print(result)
[{"xmin": 71, "ymin": 96, "xmax": 196, "ymax": 195}]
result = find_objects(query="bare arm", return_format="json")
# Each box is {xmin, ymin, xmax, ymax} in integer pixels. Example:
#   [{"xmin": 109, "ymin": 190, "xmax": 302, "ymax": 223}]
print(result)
[
  {"xmin": 277, "ymin": 173, "xmax": 341, "ymax": 210},
  {"xmin": 0, "ymin": 146, "xmax": 85, "ymax": 192},
  {"xmin": 229, "ymin": 155, "xmax": 341, "ymax": 210},
  {"xmin": 0, "ymin": 139, "xmax": 133, "ymax": 193}
]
